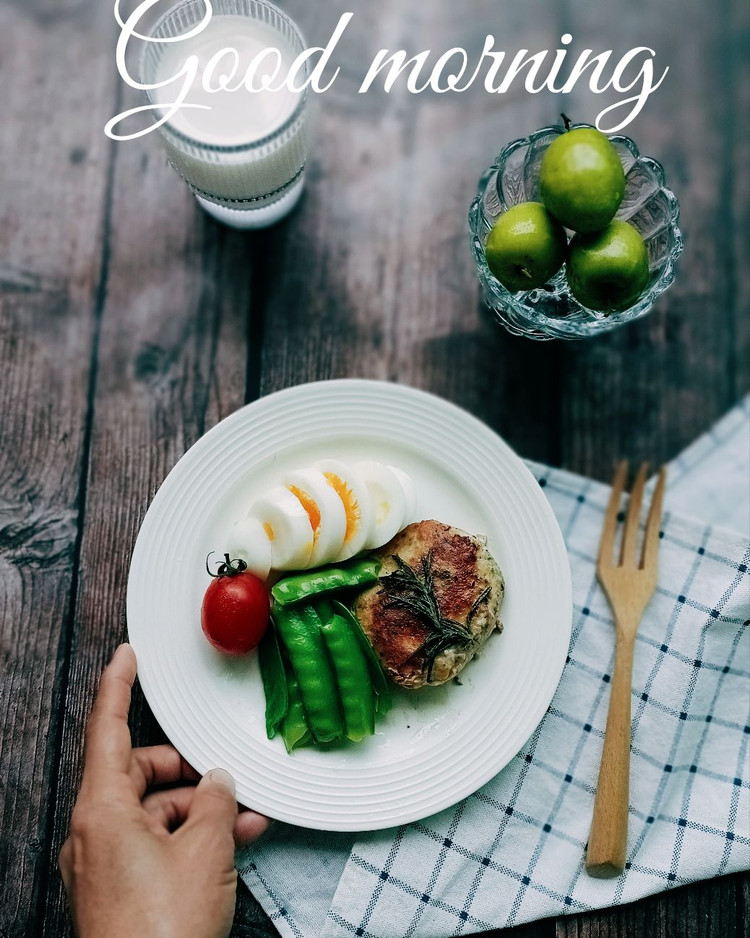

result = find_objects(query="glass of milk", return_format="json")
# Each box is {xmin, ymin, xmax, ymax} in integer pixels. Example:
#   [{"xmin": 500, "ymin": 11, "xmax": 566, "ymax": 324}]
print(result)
[{"xmin": 140, "ymin": 0, "xmax": 308, "ymax": 229}]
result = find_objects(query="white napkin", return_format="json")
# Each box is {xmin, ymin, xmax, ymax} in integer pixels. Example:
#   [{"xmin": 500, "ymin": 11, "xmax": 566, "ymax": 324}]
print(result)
[
  {"xmin": 237, "ymin": 397, "xmax": 750, "ymax": 938},
  {"xmin": 662, "ymin": 395, "xmax": 749, "ymax": 539}
]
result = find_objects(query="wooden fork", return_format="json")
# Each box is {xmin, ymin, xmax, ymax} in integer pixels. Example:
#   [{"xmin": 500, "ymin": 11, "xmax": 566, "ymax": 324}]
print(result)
[{"xmin": 585, "ymin": 462, "xmax": 667, "ymax": 878}]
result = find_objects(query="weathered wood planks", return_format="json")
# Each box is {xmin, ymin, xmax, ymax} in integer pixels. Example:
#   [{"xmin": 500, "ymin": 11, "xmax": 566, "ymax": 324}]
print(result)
[{"xmin": 0, "ymin": 1, "xmax": 118, "ymax": 933}]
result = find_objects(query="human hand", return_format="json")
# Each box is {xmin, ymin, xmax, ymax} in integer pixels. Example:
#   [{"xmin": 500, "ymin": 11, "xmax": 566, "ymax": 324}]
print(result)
[{"xmin": 59, "ymin": 644, "xmax": 271, "ymax": 938}]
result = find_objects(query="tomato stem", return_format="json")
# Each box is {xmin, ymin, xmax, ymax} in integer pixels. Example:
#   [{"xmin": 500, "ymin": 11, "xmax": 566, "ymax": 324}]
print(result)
[{"xmin": 206, "ymin": 551, "xmax": 248, "ymax": 578}]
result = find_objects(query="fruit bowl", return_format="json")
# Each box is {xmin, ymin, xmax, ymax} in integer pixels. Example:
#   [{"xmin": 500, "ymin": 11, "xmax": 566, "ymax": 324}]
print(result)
[{"xmin": 468, "ymin": 123, "xmax": 683, "ymax": 340}]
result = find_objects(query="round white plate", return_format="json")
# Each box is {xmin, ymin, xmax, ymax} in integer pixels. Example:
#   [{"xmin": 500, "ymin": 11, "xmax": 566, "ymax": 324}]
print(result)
[{"xmin": 127, "ymin": 380, "xmax": 572, "ymax": 831}]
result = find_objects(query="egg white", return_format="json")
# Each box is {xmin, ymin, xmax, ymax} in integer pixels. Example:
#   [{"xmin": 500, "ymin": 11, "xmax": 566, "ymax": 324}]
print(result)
[
  {"xmin": 355, "ymin": 460, "xmax": 407, "ymax": 549},
  {"xmin": 315, "ymin": 459, "xmax": 373, "ymax": 562},
  {"xmin": 225, "ymin": 516, "xmax": 272, "ymax": 581},
  {"xmin": 284, "ymin": 467, "xmax": 347, "ymax": 568},
  {"xmin": 248, "ymin": 485, "xmax": 314, "ymax": 571},
  {"xmin": 390, "ymin": 464, "xmax": 418, "ymax": 524}
]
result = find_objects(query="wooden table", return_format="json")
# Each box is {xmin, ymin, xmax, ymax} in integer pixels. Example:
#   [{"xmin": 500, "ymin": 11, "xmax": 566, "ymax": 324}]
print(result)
[{"xmin": 1, "ymin": 0, "xmax": 748, "ymax": 935}]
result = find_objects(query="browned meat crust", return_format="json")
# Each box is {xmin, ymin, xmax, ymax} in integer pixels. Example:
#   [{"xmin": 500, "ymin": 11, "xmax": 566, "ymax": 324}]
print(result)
[{"xmin": 353, "ymin": 520, "xmax": 504, "ymax": 688}]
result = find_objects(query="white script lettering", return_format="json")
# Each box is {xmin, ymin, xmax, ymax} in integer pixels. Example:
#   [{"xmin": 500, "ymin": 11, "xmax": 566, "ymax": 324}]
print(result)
[{"xmin": 106, "ymin": 5, "xmax": 667, "ymax": 140}]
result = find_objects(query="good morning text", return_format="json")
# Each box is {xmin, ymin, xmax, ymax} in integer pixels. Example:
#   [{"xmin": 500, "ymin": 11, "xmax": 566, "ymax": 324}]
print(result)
[{"xmin": 106, "ymin": 1, "xmax": 669, "ymax": 141}]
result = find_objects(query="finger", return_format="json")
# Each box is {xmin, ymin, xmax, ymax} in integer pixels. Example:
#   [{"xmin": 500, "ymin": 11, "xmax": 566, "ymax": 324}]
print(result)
[
  {"xmin": 58, "ymin": 839, "xmax": 76, "ymax": 920},
  {"xmin": 142, "ymin": 787, "xmax": 270, "ymax": 846},
  {"xmin": 130, "ymin": 745, "xmax": 201, "ymax": 798},
  {"xmin": 83, "ymin": 645, "xmax": 137, "ymax": 782},
  {"xmin": 180, "ymin": 768, "xmax": 238, "ymax": 851},
  {"xmin": 142, "ymin": 786, "xmax": 194, "ymax": 831},
  {"xmin": 58, "ymin": 838, "xmax": 72, "ymax": 884},
  {"xmin": 234, "ymin": 809, "xmax": 272, "ymax": 848}
]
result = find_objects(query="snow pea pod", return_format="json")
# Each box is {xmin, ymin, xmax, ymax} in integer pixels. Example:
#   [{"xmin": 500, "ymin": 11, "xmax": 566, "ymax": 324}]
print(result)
[
  {"xmin": 281, "ymin": 671, "xmax": 312, "ymax": 753},
  {"xmin": 271, "ymin": 558, "xmax": 381, "ymax": 606},
  {"xmin": 314, "ymin": 597, "xmax": 334, "ymax": 624},
  {"xmin": 258, "ymin": 625, "xmax": 288, "ymax": 739},
  {"xmin": 272, "ymin": 604, "xmax": 344, "ymax": 743},
  {"xmin": 333, "ymin": 601, "xmax": 392, "ymax": 715},
  {"xmin": 320, "ymin": 612, "xmax": 375, "ymax": 742}
]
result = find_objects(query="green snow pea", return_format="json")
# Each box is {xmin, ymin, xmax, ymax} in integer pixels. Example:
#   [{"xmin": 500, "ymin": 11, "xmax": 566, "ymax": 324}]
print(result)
[
  {"xmin": 272, "ymin": 604, "xmax": 344, "ymax": 743},
  {"xmin": 320, "ymin": 612, "xmax": 375, "ymax": 742},
  {"xmin": 258, "ymin": 625, "xmax": 288, "ymax": 739},
  {"xmin": 271, "ymin": 558, "xmax": 381, "ymax": 607},
  {"xmin": 333, "ymin": 601, "xmax": 392, "ymax": 715},
  {"xmin": 281, "ymin": 671, "xmax": 312, "ymax": 753},
  {"xmin": 315, "ymin": 597, "xmax": 334, "ymax": 624}
]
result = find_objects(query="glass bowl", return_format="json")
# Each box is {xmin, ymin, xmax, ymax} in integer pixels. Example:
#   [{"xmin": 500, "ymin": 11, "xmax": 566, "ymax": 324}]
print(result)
[{"xmin": 468, "ymin": 123, "xmax": 683, "ymax": 340}]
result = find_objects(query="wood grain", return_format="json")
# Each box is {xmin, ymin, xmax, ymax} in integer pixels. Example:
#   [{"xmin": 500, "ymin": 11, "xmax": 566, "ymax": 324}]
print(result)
[
  {"xmin": 256, "ymin": 0, "xmax": 573, "ymax": 468},
  {"xmin": 0, "ymin": 1, "xmax": 117, "ymax": 933},
  {"xmin": 557, "ymin": 0, "xmax": 750, "ymax": 479}
]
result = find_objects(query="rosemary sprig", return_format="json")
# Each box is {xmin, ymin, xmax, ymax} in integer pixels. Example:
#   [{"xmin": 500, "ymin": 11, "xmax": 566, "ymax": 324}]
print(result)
[
  {"xmin": 380, "ymin": 552, "xmax": 486, "ymax": 681},
  {"xmin": 467, "ymin": 586, "xmax": 491, "ymax": 627}
]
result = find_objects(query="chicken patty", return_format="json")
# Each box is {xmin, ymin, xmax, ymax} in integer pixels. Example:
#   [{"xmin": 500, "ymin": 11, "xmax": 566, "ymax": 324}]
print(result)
[{"xmin": 353, "ymin": 520, "xmax": 504, "ymax": 688}]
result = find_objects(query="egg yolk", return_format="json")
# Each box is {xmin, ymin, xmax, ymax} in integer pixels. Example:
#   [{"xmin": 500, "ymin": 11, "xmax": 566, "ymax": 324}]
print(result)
[
  {"xmin": 324, "ymin": 472, "xmax": 360, "ymax": 543},
  {"xmin": 287, "ymin": 485, "xmax": 322, "ymax": 541}
]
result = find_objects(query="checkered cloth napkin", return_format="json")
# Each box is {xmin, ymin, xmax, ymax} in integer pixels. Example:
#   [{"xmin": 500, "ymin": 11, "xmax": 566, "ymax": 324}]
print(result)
[{"xmin": 237, "ymin": 397, "xmax": 750, "ymax": 938}]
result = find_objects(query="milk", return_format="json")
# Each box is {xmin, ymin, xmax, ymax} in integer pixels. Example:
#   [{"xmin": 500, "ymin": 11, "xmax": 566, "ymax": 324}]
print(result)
[{"xmin": 147, "ymin": 9, "xmax": 307, "ymax": 223}]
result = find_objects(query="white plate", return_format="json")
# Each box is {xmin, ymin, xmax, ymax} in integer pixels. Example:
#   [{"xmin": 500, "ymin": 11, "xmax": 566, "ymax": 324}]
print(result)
[{"xmin": 127, "ymin": 380, "xmax": 572, "ymax": 831}]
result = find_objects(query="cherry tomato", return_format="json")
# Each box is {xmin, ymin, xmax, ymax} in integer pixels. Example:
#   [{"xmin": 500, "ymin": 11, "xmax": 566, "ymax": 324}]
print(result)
[{"xmin": 201, "ymin": 553, "xmax": 270, "ymax": 655}]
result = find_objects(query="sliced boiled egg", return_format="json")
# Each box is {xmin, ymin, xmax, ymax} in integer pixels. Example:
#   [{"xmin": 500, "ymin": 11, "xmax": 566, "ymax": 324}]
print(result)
[
  {"xmin": 248, "ymin": 485, "xmax": 314, "ymax": 571},
  {"xmin": 355, "ymin": 461, "xmax": 407, "ymax": 549},
  {"xmin": 389, "ymin": 464, "xmax": 418, "ymax": 524},
  {"xmin": 284, "ymin": 468, "xmax": 347, "ymax": 568},
  {"xmin": 315, "ymin": 459, "xmax": 373, "ymax": 562},
  {"xmin": 225, "ymin": 516, "xmax": 272, "ymax": 581}
]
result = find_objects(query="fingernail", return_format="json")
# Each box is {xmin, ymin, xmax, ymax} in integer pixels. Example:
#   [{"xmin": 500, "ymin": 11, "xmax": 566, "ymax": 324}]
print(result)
[
  {"xmin": 205, "ymin": 767, "xmax": 236, "ymax": 794},
  {"xmin": 115, "ymin": 643, "xmax": 137, "ymax": 665}
]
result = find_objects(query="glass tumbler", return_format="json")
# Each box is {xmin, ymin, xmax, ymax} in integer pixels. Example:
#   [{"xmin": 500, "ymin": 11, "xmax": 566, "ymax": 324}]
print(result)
[{"xmin": 140, "ymin": 0, "xmax": 308, "ymax": 229}]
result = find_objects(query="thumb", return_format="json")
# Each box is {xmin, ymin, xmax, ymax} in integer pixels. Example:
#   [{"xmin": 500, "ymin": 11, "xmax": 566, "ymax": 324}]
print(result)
[{"xmin": 182, "ymin": 768, "xmax": 238, "ymax": 848}]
